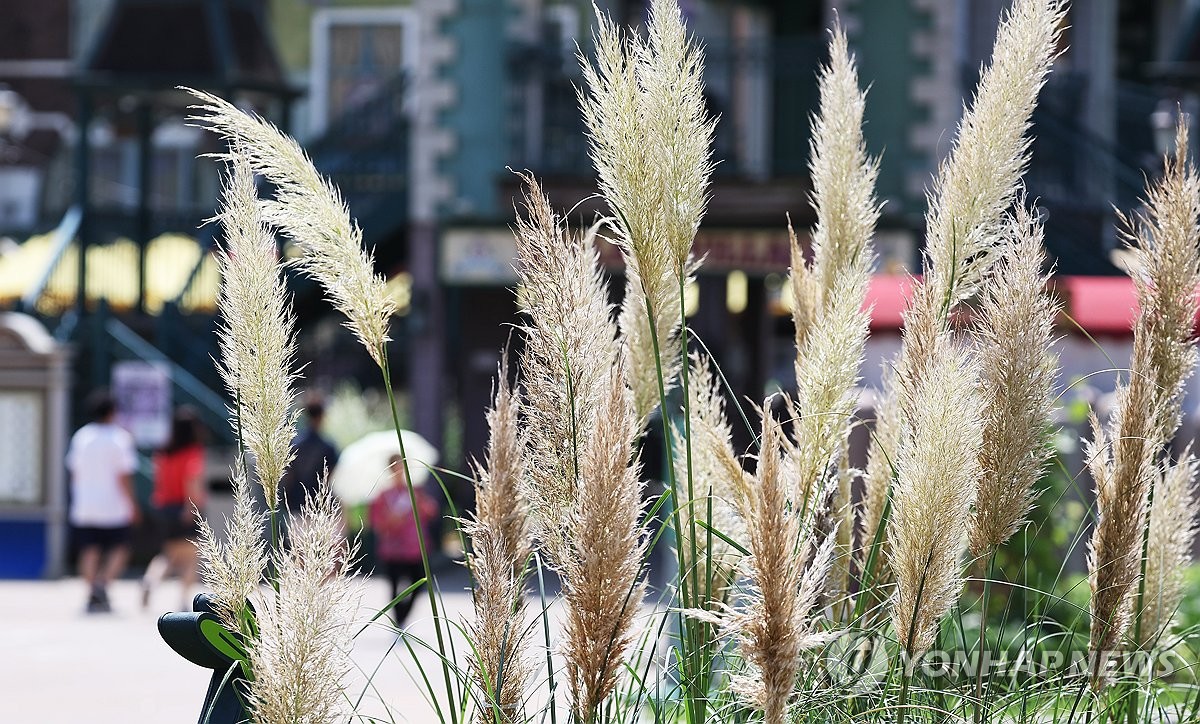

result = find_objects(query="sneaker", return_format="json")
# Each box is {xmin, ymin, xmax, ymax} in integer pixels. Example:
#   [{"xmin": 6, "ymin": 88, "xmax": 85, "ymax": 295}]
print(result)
[{"xmin": 86, "ymin": 592, "xmax": 109, "ymax": 614}]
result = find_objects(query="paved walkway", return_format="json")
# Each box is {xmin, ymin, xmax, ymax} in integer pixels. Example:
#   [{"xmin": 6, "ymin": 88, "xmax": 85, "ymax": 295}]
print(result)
[{"xmin": 0, "ymin": 576, "xmax": 478, "ymax": 723}]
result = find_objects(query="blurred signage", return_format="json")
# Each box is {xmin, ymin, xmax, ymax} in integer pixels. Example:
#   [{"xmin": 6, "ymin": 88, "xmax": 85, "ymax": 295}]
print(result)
[
  {"xmin": 592, "ymin": 229, "xmax": 798, "ymax": 274},
  {"xmin": 441, "ymin": 228, "xmax": 519, "ymax": 284},
  {"xmin": 112, "ymin": 361, "xmax": 171, "ymax": 449},
  {"xmin": 441, "ymin": 226, "xmax": 804, "ymax": 283},
  {"xmin": 0, "ymin": 391, "xmax": 42, "ymax": 504}
]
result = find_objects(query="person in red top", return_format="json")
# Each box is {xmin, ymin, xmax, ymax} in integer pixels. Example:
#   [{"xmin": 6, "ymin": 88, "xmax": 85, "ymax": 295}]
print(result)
[
  {"xmin": 369, "ymin": 455, "xmax": 439, "ymax": 628},
  {"xmin": 141, "ymin": 407, "xmax": 207, "ymax": 611}
]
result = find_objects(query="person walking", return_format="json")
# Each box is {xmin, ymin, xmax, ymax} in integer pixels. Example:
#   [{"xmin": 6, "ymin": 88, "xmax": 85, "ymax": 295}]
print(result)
[
  {"xmin": 141, "ymin": 407, "xmax": 207, "ymax": 611},
  {"xmin": 368, "ymin": 455, "xmax": 439, "ymax": 628},
  {"xmin": 67, "ymin": 391, "xmax": 139, "ymax": 613},
  {"xmin": 280, "ymin": 397, "xmax": 339, "ymax": 513}
]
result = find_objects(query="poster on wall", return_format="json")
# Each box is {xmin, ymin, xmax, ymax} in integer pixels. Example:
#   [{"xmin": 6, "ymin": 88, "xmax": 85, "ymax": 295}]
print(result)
[
  {"xmin": 112, "ymin": 361, "xmax": 172, "ymax": 449},
  {"xmin": 0, "ymin": 390, "xmax": 43, "ymax": 505}
]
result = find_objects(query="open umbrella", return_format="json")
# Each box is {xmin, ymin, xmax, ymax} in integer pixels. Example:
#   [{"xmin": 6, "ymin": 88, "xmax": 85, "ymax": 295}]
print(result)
[{"xmin": 329, "ymin": 429, "xmax": 439, "ymax": 506}]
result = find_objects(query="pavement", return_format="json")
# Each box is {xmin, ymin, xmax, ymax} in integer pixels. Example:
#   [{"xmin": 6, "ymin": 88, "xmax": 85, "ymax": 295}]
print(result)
[{"xmin": 0, "ymin": 574, "xmax": 480, "ymax": 724}]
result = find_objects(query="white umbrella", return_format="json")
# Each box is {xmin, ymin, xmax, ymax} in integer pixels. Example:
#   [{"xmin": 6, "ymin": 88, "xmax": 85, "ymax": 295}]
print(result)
[{"xmin": 329, "ymin": 429, "xmax": 439, "ymax": 505}]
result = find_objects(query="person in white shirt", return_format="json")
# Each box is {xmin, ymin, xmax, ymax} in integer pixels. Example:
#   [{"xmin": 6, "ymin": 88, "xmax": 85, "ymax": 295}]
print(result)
[{"xmin": 66, "ymin": 392, "xmax": 139, "ymax": 613}]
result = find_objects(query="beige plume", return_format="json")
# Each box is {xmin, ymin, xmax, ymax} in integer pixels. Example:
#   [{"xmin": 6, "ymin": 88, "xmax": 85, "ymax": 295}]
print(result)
[
  {"xmin": 465, "ymin": 358, "xmax": 534, "ymax": 723},
  {"xmin": 187, "ymin": 89, "xmax": 395, "ymax": 366},
  {"xmin": 970, "ymin": 205, "xmax": 1061, "ymax": 556},
  {"xmin": 1088, "ymin": 121, "xmax": 1200, "ymax": 679},
  {"xmin": 511, "ymin": 174, "xmax": 620, "ymax": 563},
  {"xmin": 889, "ymin": 342, "xmax": 983, "ymax": 656}
]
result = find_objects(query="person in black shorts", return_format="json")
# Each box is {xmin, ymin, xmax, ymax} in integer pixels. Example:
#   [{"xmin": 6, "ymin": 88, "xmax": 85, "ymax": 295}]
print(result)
[{"xmin": 66, "ymin": 392, "xmax": 139, "ymax": 613}]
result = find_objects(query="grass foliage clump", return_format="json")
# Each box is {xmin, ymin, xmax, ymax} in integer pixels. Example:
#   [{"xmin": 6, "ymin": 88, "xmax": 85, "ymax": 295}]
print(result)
[{"xmin": 185, "ymin": 0, "xmax": 1200, "ymax": 722}]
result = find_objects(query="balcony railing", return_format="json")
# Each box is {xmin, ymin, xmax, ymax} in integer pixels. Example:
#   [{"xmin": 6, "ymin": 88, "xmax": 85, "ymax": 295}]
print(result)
[
  {"xmin": 509, "ymin": 34, "xmax": 822, "ymax": 181},
  {"xmin": 967, "ymin": 67, "xmax": 1164, "ymax": 274}
]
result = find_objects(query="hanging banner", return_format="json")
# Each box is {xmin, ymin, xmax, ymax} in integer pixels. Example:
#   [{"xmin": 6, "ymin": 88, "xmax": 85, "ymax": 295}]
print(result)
[{"xmin": 112, "ymin": 360, "xmax": 172, "ymax": 449}]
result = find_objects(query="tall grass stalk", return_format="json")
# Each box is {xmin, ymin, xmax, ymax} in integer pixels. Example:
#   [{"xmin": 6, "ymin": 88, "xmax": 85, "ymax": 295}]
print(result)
[
  {"xmin": 1088, "ymin": 120, "xmax": 1200, "ymax": 691},
  {"xmin": 579, "ymin": 1, "xmax": 717, "ymax": 719},
  {"xmin": 189, "ymin": 90, "xmax": 458, "ymax": 720}
]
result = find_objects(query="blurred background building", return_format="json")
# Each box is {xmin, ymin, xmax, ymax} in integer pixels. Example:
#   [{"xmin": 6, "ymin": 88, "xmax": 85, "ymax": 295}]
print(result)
[{"xmin": 0, "ymin": 0, "xmax": 1198, "ymax": 574}]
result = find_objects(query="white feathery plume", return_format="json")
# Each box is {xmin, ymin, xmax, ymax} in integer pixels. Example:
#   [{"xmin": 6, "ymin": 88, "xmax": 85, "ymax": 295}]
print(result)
[
  {"xmin": 509, "ymin": 174, "xmax": 648, "ymax": 719},
  {"xmin": 857, "ymin": 372, "xmax": 900, "ymax": 581},
  {"xmin": 579, "ymin": 0, "xmax": 715, "ymax": 422},
  {"xmin": 187, "ymin": 89, "xmax": 395, "ymax": 366},
  {"xmin": 214, "ymin": 156, "xmax": 299, "ymax": 509},
  {"xmin": 889, "ymin": 342, "xmax": 983, "ymax": 656},
  {"xmin": 790, "ymin": 26, "xmax": 880, "ymax": 351},
  {"xmin": 246, "ymin": 483, "xmax": 360, "ymax": 724},
  {"xmin": 196, "ymin": 464, "xmax": 267, "ymax": 636}
]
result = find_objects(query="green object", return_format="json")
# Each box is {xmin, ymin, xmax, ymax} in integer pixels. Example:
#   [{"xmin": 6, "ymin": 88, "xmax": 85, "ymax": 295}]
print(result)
[{"xmin": 158, "ymin": 593, "xmax": 251, "ymax": 724}]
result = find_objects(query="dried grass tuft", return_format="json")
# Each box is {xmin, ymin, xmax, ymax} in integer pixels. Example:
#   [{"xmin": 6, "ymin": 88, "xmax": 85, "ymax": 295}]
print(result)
[
  {"xmin": 1088, "ymin": 121, "xmax": 1200, "ymax": 678},
  {"xmin": 970, "ymin": 205, "xmax": 1061, "ymax": 556},
  {"xmin": 464, "ymin": 357, "xmax": 534, "ymax": 723}
]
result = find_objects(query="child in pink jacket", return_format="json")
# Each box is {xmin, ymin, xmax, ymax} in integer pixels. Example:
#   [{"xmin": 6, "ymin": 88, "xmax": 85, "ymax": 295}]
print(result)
[{"xmin": 369, "ymin": 455, "xmax": 439, "ymax": 627}]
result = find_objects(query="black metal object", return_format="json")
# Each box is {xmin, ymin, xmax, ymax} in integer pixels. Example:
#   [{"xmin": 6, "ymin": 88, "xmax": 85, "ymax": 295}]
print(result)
[
  {"xmin": 71, "ymin": 0, "xmax": 299, "ymax": 316},
  {"xmin": 158, "ymin": 593, "xmax": 252, "ymax": 724}
]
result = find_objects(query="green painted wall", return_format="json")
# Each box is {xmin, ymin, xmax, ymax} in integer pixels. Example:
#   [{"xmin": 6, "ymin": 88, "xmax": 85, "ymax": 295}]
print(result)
[
  {"xmin": 441, "ymin": 0, "xmax": 510, "ymax": 218},
  {"xmin": 268, "ymin": 0, "xmax": 412, "ymax": 73},
  {"xmin": 848, "ymin": 0, "xmax": 929, "ymax": 224}
]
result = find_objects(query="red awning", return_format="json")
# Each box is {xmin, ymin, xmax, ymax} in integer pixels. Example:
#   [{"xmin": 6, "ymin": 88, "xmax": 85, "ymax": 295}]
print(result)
[
  {"xmin": 864, "ymin": 275, "xmax": 915, "ymax": 330},
  {"xmin": 862, "ymin": 274, "xmax": 1178, "ymax": 335},
  {"xmin": 1056, "ymin": 275, "xmax": 1138, "ymax": 335}
]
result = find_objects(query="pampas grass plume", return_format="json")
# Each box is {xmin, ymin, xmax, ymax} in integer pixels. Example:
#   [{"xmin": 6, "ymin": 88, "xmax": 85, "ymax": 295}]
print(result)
[
  {"xmin": 970, "ymin": 205, "xmax": 1060, "ymax": 556},
  {"xmin": 196, "ymin": 464, "xmax": 267, "ymax": 636},
  {"xmin": 214, "ymin": 156, "xmax": 299, "ymax": 509},
  {"xmin": 889, "ymin": 342, "xmax": 983, "ymax": 656},
  {"xmin": 921, "ymin": 0, "xmax": 1066, "ymax": 314},
  {"xmin": 511, "ymin": 174, "xmax": 620, "ymax": 563},
  {"xmin": 465, "ymin": 357, "xmax": 534, "ymax": 723},
  {"xmin": 1088, "ymin": 120, "xmax": 1200, "ymax": 675},
  {"xmin": 187, "ymin": 89, "xmax": 396, "ymax": 367},
  {"xmin": 246, "ymin": 483, "xmax": 360, "ymax": 724},
  {"xmin": 580, "ymin": 0, "xmax": 714, "ymax": 422},
  {"xmin": 1139, "ymin": 452, "xmax": 1200, "ymax": 648},
  {"xmin": 672, "ymin": 353, "xmax": 750, "ymax": 580},
  {"xmin": 561, "ymin": 359, "xmax": 646, "ymax": 723},
  {"xmin": 726, "ymin": 409, "xmax": 837, "ymax": 724}
]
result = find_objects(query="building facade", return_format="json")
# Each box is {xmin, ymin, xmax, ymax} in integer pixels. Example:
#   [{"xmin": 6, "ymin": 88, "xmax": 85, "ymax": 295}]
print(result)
[{"xmin": 1, "ymin": 0, "xmax": 1197, "ymax": 483}]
